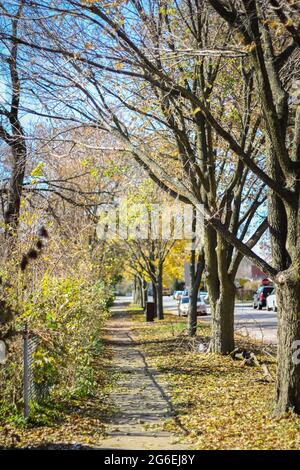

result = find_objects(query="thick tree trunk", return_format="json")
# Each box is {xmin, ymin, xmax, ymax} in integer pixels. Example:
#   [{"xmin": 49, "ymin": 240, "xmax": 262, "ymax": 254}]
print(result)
[
  {"xmin": 275, "ymin": 277, "xmax": 300, "ymax": 415},
  {"xmin": 267, "ymin": 155, "xmax": 289, "ymax": 271},
  {"xmin": 210, "ymin": 280, "xmax": 235, "ymax": 354},
  {"xmin": 156, "ymin": 264, "xmax": 164, "ymax": 320},
  {"xmin": 212, "ymin": 234, "xmax": 236, "ymax": 354},
  {"xmin": 272, "ymin": 191, "xmax": 300, "ymax": 414},
  {"xmin": 205, "ymin": 229, "xmax": 235, "ymax": 354},
  {"xmin": 133, "ymin": 275, "xmax": 143, "ymax": 306},
  {"xmin": 204, "ymin": 226, "xmax": 220, "ymax": 343},
  {"xmin": 267, "ymin": 154, "xmax": 298, "ymax": 414}
]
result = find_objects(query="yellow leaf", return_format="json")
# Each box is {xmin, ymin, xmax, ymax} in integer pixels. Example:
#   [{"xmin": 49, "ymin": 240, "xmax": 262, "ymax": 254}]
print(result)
[
  {"xmin": 85, "ymin": 42, "xmax": 94, "ymax": 50},
  {"xmin": 285, "ymin": 18, "xmax": 293, "ymax": 27},
  {"xmin": 115, "ymin": 62, "xmax": 124, "ymax": 70},
  {"xmin": 31, "ymin": 162, "xmax": 44, "ymax": 178},
  {"xmin": 245, "ymin": 42, "xmax": 256, "ymax": 52},
  {"xmin": 193, "ymin": 107, "xmax": 201, "ymax": 115}
]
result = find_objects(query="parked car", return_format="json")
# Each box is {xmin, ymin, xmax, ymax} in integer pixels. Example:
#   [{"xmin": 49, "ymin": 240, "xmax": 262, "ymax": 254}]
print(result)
[
  {"xmin": 178, "ymin": 296, "xmax": 207, "ymax": 316},
  {"xmin": 196, "ymin": 295, "xmax": 207, "ymax": 316},
  {"xmin": 178, "ymin": 296, "xmax": 189, "ymax": 315},
  {"xmin": 267, "ymin": 289, "xmax": 277, "ymax": 311},
  {"xmin": 200, "ymin": 291, "xmax": 209, "ymax": 303},
  {"xmin": 173, "ymin": 290, "xmax": 184, "ymax": 300},
  {"xmin": 253, "ymin": 285, "xmax": 274, "ymax": 310}
]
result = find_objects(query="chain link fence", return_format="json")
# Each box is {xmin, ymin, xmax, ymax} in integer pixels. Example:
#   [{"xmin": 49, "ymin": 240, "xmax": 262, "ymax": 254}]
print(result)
[{"xmin": 23, "ymin": 325, "xmax": 50, "ymax": 417}]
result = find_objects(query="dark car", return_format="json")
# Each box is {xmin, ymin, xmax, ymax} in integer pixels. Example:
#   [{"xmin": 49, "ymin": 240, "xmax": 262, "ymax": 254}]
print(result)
[{"xmin": 253, "ymin": 286, "xmax": 274, "ymax": 310}]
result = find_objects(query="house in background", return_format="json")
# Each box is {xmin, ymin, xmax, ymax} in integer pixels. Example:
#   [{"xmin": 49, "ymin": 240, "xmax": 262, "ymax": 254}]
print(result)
[
  {"xmin": 183, "ymin": 257, "xmax": 267, "ymax": 292},
  {"xmin": 236, "ymin": 258, "xmax": 266, "ymax": 281}
]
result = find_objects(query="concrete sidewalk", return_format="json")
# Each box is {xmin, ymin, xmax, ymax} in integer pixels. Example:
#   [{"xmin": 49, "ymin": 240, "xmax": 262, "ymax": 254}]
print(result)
[{"xmin": 97, "ymin": 301, "xmax": 187, "ymax": 450}]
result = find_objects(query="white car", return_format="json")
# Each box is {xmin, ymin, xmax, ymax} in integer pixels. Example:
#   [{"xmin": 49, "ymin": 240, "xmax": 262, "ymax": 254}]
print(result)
[
  {"xmin": 200, "ymin": 291, "xmax": 209, "ymax": 303},
  {"xmin": 197, "ymin": 296, "xmax": 207, "ymax": 315},
  {"xmin": 179, "ymin": 296, "xmax": 207, "ymax": 316},
  {"xmin": 174, "ymin": 290, "xmax": 184, "ymax": 300},
  {"xmin": 267, "ymin": 289, "xmax": 277, "ymax": 311}
]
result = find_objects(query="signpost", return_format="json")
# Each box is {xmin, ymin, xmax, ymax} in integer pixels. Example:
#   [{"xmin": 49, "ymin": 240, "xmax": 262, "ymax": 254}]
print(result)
[{"xmin": 0, "ymin": 340, "xmax": 6, "ymax": 365}]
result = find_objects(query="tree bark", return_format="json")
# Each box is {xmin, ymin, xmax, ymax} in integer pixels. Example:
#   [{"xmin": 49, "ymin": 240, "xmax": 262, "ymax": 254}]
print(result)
[
  {"xmin": 274, "ymin": 201, "xmax": 300, "ymax": 413},
  {"xmin": 188, "ymin": 285, "xmax": 198, "ymax": 337},
  {"xmin": 205, "ymin": 229, "xmax": 236, "ymax": 354},
  {"xmin": 152, "ymin": 281, "xmax": 157, "ymax": 317},
  {"xmin": 4, "ymin": 135, "xmax": 26, "ymax": 240},
  {"xmin": 139, "ymin": 276, "xmax": 145, "ymax": 308},
  {"xmin": 143, "ymin": 279, "xmax": 148, "ymax": 310},
  {"xmin": 137, "ymin": 276, "xmax": 143, "ymax": 307},
  {"xmin": 267, "ymin": 153, "xmax": 289, "ymax": 271},
  {"xmin": 188, "ymin": 249, "xmax": 205, "ymax": 337},
  {"xmin": 204, "ymin": 226, "xmax": 219, "ymax": 343},
  {"xmin": 156, "ymin": 263, "xmax": 164, "ymax": 320},
  {"xmin": 133, "ymin": 276, "xmax": 138, "ymax": 304},
  {"xmin": 133, "ymin": 275, "xmax": 143, "ymax": 306},
  {"xmin": 210, "ymin": 279, "xmax": 235, "ymax": 354},
  {"xmin": 275, "ymin": 275, "xmax": 300, "ymax": 415},
  {"xmin": 3, "ymin": 12, "xmax": 27, "ymax": 247}
]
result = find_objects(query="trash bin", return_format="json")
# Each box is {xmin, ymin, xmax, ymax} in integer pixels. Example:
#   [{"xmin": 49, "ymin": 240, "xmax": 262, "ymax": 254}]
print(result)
[{"xmin": 146, "ymin": 302, "xmax": 155, "ymax": 322}]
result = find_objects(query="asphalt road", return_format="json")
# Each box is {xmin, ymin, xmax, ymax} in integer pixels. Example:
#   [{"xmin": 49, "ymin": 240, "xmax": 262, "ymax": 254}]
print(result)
[
  {"xmin": 122, "ymin": 295, "xmax": 278, "ymax": 344},
  {"xmin": 166, "ymin": 296, "xmax": 277, "ymax": 343}
]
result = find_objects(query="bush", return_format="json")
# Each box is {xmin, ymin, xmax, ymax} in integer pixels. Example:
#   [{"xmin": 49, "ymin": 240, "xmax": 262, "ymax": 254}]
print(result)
[{"xmin": 0, "ymin": 274, "xmax": 113, "ymax": 423}]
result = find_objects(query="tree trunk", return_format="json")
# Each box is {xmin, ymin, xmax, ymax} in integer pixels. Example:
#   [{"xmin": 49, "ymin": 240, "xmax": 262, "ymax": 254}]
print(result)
[
  {"xmin": 133, "ymin": 276, "xmax": 138, "ymax": 303},
  {"xmin": 275, "ymin": 273, "xmax": 300, "ymax": 415},
  {"xmin": 188, "ymin": 249, "xmax": 205, "ymax": 337},
  {"xmin": 3, "ymin": 20, "xmax": 27, "ymax": 248},
  {"xmin": 210, "ymin": 280, "xmax": 235, "ymax": 354},
  {"xmin": 156, "ymin": 264, "xmax": 164, "ymax": 320},
  {"xmin": 137, "ymin": 276, "xmax": 143, "ymax": 307},
  {"xmin": 137, "ymin": 276, "xmax": 143, "ymax": 308},
  {"xmin": 4, "ymin": 134, "xmax": 26, "ymax": 244},
  {"xmin": 188, "ymin": 285, "xmax": 198, "ymax": 337},
  {"xmin": 152, "ymin": 281, "xmax": 157, "ymax": 317},
  {"xmin": 212, "ymin": 234, "xmax": 236, "ymax": 354},
  {"xmin": 133, "ymin": 275, "xmax": 143, "ymax": 306},
  {"xmin": 143, "ymin": 279, "xmax": 148, "ymax": 310},
  {"xmin": 204, "ymin": 226, "xmax": 219, "ymax": 342},
  {"xmin": 205, "ymin": 230, "xmax": 235, "ymax": 354},
  {"xmin": 271, "ymin": 184, "xmax": 300, "ymax": 413}
]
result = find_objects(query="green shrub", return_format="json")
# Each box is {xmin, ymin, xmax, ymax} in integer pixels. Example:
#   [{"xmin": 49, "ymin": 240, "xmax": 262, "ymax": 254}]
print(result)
[{"xmin": 0, "ymin": 273, "xmax": 113, "ymax": 424}]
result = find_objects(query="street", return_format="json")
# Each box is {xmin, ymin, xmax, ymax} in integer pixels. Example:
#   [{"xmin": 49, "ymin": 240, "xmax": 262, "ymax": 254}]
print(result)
[
  {"xmin": 162, "ymin": 296, "xmax": 277, "ymax": 344},
  {"xmin": 121, "ymin": 295, "xmax": 277, "ymax": 343},
  {"xmin": 127, "ymin": 296, "xmax": 277, "ymax": 344}
]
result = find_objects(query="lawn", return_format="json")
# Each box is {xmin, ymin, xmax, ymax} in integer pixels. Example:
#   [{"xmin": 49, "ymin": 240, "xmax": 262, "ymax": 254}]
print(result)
[{"xmin": 130, "ymin": 309, "xmax": 300, "ymax": 450}]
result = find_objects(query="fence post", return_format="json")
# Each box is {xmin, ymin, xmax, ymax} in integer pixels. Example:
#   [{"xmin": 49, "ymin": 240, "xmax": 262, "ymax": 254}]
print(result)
[{"xmin": 23, "ymin": 323, "xmax": 30, "ymax": 418}]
